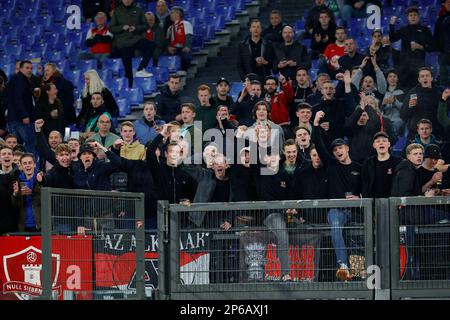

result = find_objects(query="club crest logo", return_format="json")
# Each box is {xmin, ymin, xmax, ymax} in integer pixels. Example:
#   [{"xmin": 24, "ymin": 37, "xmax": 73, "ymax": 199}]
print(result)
[{"xmin": 2, "ymin": 246, "xmax": 61, "ymax": 300}]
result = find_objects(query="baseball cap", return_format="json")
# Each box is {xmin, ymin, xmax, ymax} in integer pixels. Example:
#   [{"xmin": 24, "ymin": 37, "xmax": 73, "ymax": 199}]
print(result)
[
  {"xmin": 373, "ymin": 131, "xmax": 390, "ymax": 141},
  {"xmin": 77, "ymin": 144, "xmax": 97, "ymax": 159},
  {"xmin": 424, "ymin": 144, "xmax": 442, "ymax": 159},
  {"xmin": 216, "ymin": 77, "xmax": 229, "ymax": 85},
  {"xmin": 330, "ymin": 138, "xmax": 348, "ymax": 150}
]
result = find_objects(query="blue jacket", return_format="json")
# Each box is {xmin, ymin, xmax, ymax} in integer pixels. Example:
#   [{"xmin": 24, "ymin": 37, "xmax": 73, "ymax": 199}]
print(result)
[
  {"xmin": 6, "ymin": 71, "xmax": 35, "ymax": 122},
  {"xmin": 73, "ymin": 151, "xmax": 121, "ymax": 191},
  {"xmin": 134, "ymin": 118, "xmax": 166, "ymax": 145}
]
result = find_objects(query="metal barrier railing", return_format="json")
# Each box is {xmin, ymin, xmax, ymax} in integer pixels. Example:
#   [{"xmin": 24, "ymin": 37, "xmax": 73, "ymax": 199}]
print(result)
[
  {"xmin": 40, "ymin": 187, "xmax": 146, "ymax": 300},
  {"xmin": 158, "ymin": 199, "xmax": 374, "ymax": 300},
  {"xmin": 389, "ymin": 196, "xmax": 450, "ymax": 300}
]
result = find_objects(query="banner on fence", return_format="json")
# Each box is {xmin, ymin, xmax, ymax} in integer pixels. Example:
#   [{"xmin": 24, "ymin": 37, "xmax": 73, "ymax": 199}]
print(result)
[
  {"xmin": 0, "ymin": 236, "xmax": 93, "ymax": 300},
  {"xmin": 239, "ymin": 231, "xmax": 321, "ymax": 282}
]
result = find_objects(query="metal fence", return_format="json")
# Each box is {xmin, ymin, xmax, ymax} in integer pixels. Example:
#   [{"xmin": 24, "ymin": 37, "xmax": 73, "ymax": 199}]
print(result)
[
  {"xmin": 157, "ymin": 199, "xmax": 374, "ymax": 300},
  {"xmin": 40, "ymin": 187, "xmax": 146, "ymax": 300},
  {"xmin": 389, "ymin": 196, "xmax": 450, "ymax": 300}
]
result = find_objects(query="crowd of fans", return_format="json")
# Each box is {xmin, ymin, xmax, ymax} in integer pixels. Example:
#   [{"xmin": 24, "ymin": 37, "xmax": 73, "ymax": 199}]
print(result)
[{"xmin": 0, "ymin": 0, "xmax": 449, "ymax": 282}]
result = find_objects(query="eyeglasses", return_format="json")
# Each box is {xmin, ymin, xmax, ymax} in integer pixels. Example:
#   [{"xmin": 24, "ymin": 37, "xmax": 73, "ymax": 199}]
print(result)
[{"xmin": 98, "ymin": 120, "xmax": 111, "ymax": 124}]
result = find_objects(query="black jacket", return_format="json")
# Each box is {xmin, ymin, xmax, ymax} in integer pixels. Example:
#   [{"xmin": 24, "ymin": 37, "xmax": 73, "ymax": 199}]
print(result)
[
  {"xmin": 155, "ymin": 85, "xmax": 182, "ymax": 123},
  {"xmin": 389, "ymin": 23, "xmax": 434, "ymax": 63},
  {"xmin": 42, "ymin": 162, "xmax": 74, "ymax": 189},
  {"xmin": 305, "ymin": 5, "xmax": 335, "ymax": 36},
  {"xmin": 6, "ymin": 71, "xmax": 35, "ymax": 123},
  {"xmin": 146, "ymin": 134, "xmax": 197, "ymax": 204},
  {"xmin": 391, "ymin": 159, "xmax": 422, "ymax": 197},
  {"xmin": 73, "ymin": 151, "xmax": 121, "ymax": 191},
  {"xmin": 337, "ymin": 52, "xmax": 365, "ymax": 73},
  {"xmin": 44, "ymin": 75, "xmax": 76, "ymax": 125},
  {"xmin": 311, "ymin": 93, "xmax": 356, "ymax": 146},
  {"xmin": 434, "ymin": 12, "xmax": 450, "ymax": 54},
  {"xmin": 237, "ymin": 36, "xmax": 275, "ymax": 81},
  {"xmin": 400, "ymin": 85, "xmax": 443, "ymax": 139},
  {"xmin": 78, "ymin": 88, "xmax": 119, "ymax": 128},
  {"xmin": 0, "ymin": 182, "xmax": 16, "ymax": 234},
  {"xmin": 361, "ymin": 155, "xmax": 402, "ymax": 198},
  {"xmin": 35, "ymin": 98, "xmax": 66, "ymax": 137},
  {"xmin": 273, "ymin": 42, "xmax": 311, "ymax": 81},
  {"xmin": 290, "ymin": 164, "xmax": 328, "ymax": 200},
  {"xmin": 312, "ymin": 125, "xmax": 362, "ymax": 199},
  {"xmin": 262, "ymin": 23, "xmax": 285, "ymax": 44},
  {"xmin": 344, "ymin": 106, "xmax": 381, "ymax": 164},
  {"xmin": 230, "ymin": 93, "xmax": 262, "ymax": 127},
  {"xmin": 311, "ymin": 22, "xmax": 336, "ymax": 55}
]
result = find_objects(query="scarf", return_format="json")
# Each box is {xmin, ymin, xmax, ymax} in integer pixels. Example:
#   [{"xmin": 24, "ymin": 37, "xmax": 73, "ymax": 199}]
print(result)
[{"xmin": 19, "ymin": 170, "xmax": 38, "ymax": 228}]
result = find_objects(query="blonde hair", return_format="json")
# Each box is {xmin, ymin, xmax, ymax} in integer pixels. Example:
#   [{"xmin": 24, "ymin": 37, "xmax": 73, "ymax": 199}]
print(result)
[{"xmin": 82, "ymin": 69, "xmax": 106, "ymax": 98}]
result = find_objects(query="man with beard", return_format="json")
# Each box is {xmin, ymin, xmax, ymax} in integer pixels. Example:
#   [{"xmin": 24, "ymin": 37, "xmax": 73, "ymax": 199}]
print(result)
[
  {"xmin": 211, "ymin": 78, "xmax": 234, "ymax": 109},
  {"xmin": 361, "ymin": 131, "xmax": 402, "ymax": 198},
  {"xmin": 89, "ymin": 113, "xmax": 121, "ymax": 150},
  {"xmin": 312, "ymin": 110, "xmax": 363, "ymax": 281},
  {"xmin": 273, "ymin": 25, "xmax": 311, "ymax": 81},
  {"xmin": 264, "ymin": 74, "xmax": 294, "ymax": 128}
]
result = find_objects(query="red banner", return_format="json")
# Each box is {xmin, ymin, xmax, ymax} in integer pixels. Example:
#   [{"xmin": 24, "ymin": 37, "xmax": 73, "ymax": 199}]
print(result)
[{"xmin": 0, "ymin": 236, "xmax": 93, "ymax": 300}]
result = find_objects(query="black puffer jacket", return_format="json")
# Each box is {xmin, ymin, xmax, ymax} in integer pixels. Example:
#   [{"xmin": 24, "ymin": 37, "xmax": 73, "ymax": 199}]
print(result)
[{"xmin": 155, "ymin": 85, "xmax": 182, "ymax": 123}]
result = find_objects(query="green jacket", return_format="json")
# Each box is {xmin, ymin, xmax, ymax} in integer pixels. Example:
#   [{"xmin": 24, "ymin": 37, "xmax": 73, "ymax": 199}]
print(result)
[
  {"xmin": 195, "ymin": 105, "xmax": 217, "ymax": 133},
  {"xmin": 91, "ymin": 132, "xmax": 121, "ymax": 149},
  {"xmin": 109, "ymin": 3, "xmax": 147, "ymax": 49}
]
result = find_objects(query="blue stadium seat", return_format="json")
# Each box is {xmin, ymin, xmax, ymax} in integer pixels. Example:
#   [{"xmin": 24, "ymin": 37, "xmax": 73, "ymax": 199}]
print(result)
[
  {"xmin": 65, "ymin": 31, "xmax": 84, "ymax": 47},
  {"xmin": 65, "ymin": 70, "xmax": 82, "ymax": 84},
  {"xmin": 117, "ymin": 98, "xmax": 130, "ymax": 117},
  {"xmin": 230, "ymin": 0, "xmax": 245, "ymax": 11},
  {"xmin": 56, "ymin": 60, "xmax": 71, "ymax": 74},
  {"xmin": 22, "ymin": 51, "xmax": 42, "ymax": 62},
  {"xmin": 294, "ymin": 20, "xmax": 305, "ymax": 32},
  {"xmin": 77, "ymin": 59, "xmax": 97, "ymax": 72},
  {"xmin": 189, "ymin": 7, "xmax": 207, "ymax": 20},
  {"xmin": 215, "ymin": 6, "xmax": 236, "ymax": 22},
  {"xmin": 192, "ymin": 34, "xmax": 204, "ymax": 52},
  {"xmin": 309, "ymin": 69, "xmax": 318, "ymax": 82},
  {"xmin": 111, "ymin": 77, "xmax": 128, "ymax": 92},
  {"xmin": 157, "ymin": 55, "xmax": 181, "ymax": 72},
  {"xmin": 99, "ymin": 69, "xmax": 113, "ymax": 84},
  {"xmin": 4, "ymin": 44, "xmax": 23, "ymax": 58},
  {"xmin": 199, "ymin": 0, "xmax": 218, "ymax": 13},
  {"xmin": 134, "ymin": 76, "xmax": 157, "ymax": 95},
  {"xmin": 230, "ymin": 82, "xmax": 243, "ymax": 102},
  {"xmin": 123, "ymin": 87, "xmax": 144, "ymax": 106},
  {"xmin": 103, "ymin": 58, "xmax": 123, "ymax": 76},
  {"xmin": 204, "ymin": 15, "xmax": 225, "ymax": 32},
  {"xmin": 1, "ymin": 63, "xmax": 15, "ymax": 77}
]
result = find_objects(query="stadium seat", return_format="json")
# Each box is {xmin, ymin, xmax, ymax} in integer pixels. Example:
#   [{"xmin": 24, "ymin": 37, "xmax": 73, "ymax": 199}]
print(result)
[
  {"xmin": 65, "ymin": 69, "xmax": 82, "ymax": 85},
  {"xmin": 110, "ymin": 77, "xmax": 128, "ymax": 92},
  {"xmin": 134, "ymin": 76, "xmax": 157, "ymax": 95},
  {"xmin": 191, "ymin": 35, "xmax": 204, "ymax": 52},
  {"xmin": 199, "ymin": 0, "xmax": 218, "ymax": 13},
  {"xmin": 103, "ymin": 58, "xmax": 123, "ymax": 76},
  {"xmin": 204, "ymin": 15, "xmax": 225, "ymax": 32},
  {"xmin": 216, "ymin": 6, "xmax": 236, "ymax": 22},
  {"xmin": 157, "ymin": 55, "xmax": 181, "ymax": 72},
  {"xmin": 117, "ymin": 98, "xmax": 130, "ymax": 117},
  {"xmin": 230, "ymin": 82, "xmax": 243, "ymax": 102},
  {"xmin": 123, "ymin": 87, "xmax": 144, "ymax": 106},
  {"xmin": 76, "ymin": 59, "xmax": 97, "ymax": 72},
  {"xmin": 99, "ymin": 69, "xmax": 113, "ymax": 84}
]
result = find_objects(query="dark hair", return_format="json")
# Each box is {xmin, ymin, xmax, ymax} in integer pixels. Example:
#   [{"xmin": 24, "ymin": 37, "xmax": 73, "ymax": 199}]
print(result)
[
  {"xmin": 19, "ymin": 60, "xmax": 32, "ymax": 68},
  {"xmin": 336, "ymin": 26, "xmax": 346, "ymax": 32},
  {"xmin": 296, "ymin": 102, "xmax": 313, "ymax": 111},
  {"xmin": 252, "ymin": 100, "xmax": 271, "ymax": 118},
  {"xmin": 0, "ymin": 145, "xmax": 13, "ymax": 152},
  {"xmin": 248, "ymin": 18, "xmax": 261, "ymax": 27},
  {"xmin": 406, "ymin": 6, "xmax": 419, "ymax": 14},
  {"xmin": 294, "ymin": 126, "xmax": 311, "ymax": 135},
  {"xmin": 265, "ymin": 75, "xmax": 278, "ymax": 85},
  {"xmin": 180, "ymin": 102, "xmax": 196, "ymax": 113},
  {"xmin": 283, "ymin": 139, "xmax": 296, "ymax": 148},
  {"xmin": 296, "ymin": 66, "xmax": 309, "ymax": 73},
  {"xmin": 418, "ymin": 67, "xmax": 432, "ymax": 76},
  {"xmin": 417, "ymin": 118, "xmax": 432, "ymax": 128},
  {"xmin": 5, "ymin": 134, "xmax": 18, "ymax": 141},
  {"xmin": 385, "ymin": 68, "xmax": 398, "ymax": 77},
  {"xmin": 270, "ymin": 9, "xmax": 282, "ymax": 16},
  {"xmin": 169, "ymin": 74, "xmax": 181, "ymax": 80},
  {"xmin": 19, "ymin": 152, "xmax": 36, "ymax": 163}
]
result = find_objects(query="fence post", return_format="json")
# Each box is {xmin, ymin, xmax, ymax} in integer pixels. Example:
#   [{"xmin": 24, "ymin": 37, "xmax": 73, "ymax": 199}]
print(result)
[
  {"xmin": 374, "ymin": 198, "xmax": 391, "ymax": 300},
  {"xmin": 135, "ymin": 193, "xmax": 146, "ymax": 299},
  {"xmin": 389, "ymin": 198, "xmax": 401, "ymax": 300},
  {"xmin": 40, "ymin": 187, "xmax": 53, "ymax": 300},
  {"xmin": 156, "ymin": 200, "xmax": 170, "ymax": 300}
]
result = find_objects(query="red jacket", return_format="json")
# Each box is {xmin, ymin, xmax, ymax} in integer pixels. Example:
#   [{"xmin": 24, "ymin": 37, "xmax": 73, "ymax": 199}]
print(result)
[{"xmin": 267, "ymin": 81, "xmax": 294, "ymax": 125}]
